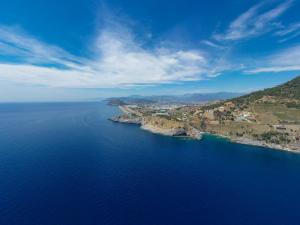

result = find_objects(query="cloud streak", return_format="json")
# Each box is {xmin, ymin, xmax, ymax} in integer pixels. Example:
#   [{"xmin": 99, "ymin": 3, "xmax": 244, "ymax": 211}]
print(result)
[
  {"xmin": 245, "ymin": 44, "xmax": 300, "ymax": 73},
  {"xmin": 214, "ymin": 0, "xmax": 293, "ymax": 41},
  {"xmin": 0, "ymin": 26, "xmax": 83, "ymax": 67},
  {"xmin": 275, "ymin": 22, "xmax": 300, "ymax": 42}
]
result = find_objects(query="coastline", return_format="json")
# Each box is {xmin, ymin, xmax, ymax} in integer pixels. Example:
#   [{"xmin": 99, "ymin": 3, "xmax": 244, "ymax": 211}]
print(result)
[
  {"xmin": 110, "ymin": 106, "xmax": 300, "ymax": 153},
  {"xmin": 203, "ymin": 133, "xmax": 300, "ymax": 153},
  {"xmin": 112, "ymin": 119, "xmax": 300, "ymax": 153},
  {"xmin": 229, "ymin": 136, "xmax": 300, "ymax": 153},
  {"xmin": 141, "ymin": 123, "xmax": 203, "ymax": 140}
]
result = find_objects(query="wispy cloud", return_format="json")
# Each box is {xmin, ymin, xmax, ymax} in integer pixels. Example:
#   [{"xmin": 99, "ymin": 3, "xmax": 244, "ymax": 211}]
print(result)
[
  {"xmin": 214, "ymin": 0, "xmax": 293, "ymax": 41},
  {"xmin": 0, "ymin": 26, "xmax": 83, "ymax": 67},
  {"xmin": 245, "ymin": 44, "xmax": 300, "ymax": 73},
  {"xmin": 246, "ymin": 65, "xmax": 300, "ymax": 73},
  {"xmin": 201, "ymin": 40, "xmax": 225, "ymax": 49},
  {"xmin": 0, "ymin": 23, "xmax": 225, "ymax": 88},
  {"xmin": 275, "ymin": 22, "xmax": 300, "ymax": 42}
]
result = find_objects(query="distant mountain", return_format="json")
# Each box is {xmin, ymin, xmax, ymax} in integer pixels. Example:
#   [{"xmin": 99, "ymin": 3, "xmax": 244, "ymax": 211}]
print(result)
[
  {"xmin": 177, "ymin": 92, "xmax": 244, "ymax": 103},
  {"xmin": 106, "ymin": 92, "xmax": 243, "ymax": 105}
]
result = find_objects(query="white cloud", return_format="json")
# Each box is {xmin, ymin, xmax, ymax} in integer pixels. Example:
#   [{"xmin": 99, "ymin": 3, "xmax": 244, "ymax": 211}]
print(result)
[
  {"xmin": 0, "ymin": 25, "xmax": 220, "ymax": 88},
  {"xmin": 245, "ymin": 44, "xmax": 300, "ymax": 73},
  {"xmin": 1, "ymin": 2, "xmax": 298, "ymax": 89},
  {"xmin": 246, "ymin": 65, "xmax": 300, "ymax": 73},
  {"xmin": 269, "ymin": 44, "xmax": 300, "ymax": 64},
  {"xmin": 214, "ymin": 0, "xmax": 293, "ymax": 41}
]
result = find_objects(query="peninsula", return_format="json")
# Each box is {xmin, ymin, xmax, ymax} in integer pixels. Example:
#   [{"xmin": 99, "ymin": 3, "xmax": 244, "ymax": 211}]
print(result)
[{"xmin": 109, "ymin": 76, "xmax": 300, "ymax": 152}]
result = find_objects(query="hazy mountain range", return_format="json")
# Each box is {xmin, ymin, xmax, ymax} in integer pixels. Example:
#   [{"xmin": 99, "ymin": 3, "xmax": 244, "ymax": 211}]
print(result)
[{"xmin": 106, "ymin": 92, "xmax": 243, "ymax": 105}]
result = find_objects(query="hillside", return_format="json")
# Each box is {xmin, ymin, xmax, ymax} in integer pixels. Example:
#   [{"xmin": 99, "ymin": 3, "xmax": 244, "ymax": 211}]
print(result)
[
  {"xmin": 197, "ymin": 76, "xmax": 300, "ymax": 151},
  {"xmin": 232, "ymin": 76, "xmax": 300, "ymax": 104}
]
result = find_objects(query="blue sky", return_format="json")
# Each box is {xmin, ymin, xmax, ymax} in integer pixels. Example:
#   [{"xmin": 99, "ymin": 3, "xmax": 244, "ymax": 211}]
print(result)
[{"xmin": 0, "ymin": 0, "xmax": 300, "ymax": 101}]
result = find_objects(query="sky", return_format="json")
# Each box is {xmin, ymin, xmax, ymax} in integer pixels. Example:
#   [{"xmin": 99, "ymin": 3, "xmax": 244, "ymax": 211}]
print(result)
[{"xmin": 0, "ymin": 0, "xmax": 300, "ymax": 102}]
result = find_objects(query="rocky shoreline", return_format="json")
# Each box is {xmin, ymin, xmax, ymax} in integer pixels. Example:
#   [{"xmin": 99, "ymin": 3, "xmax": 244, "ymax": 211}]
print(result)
[
  {"xmin": 109, "ymin": 104, "xmax": 300, "ymax": 153},
  {"xmin": 230, "ymin": 137, "xmax": 300, "ymax": 153},
  {"xmin": 206, "ymin": 133, "xmax": 300, "ymax": 153},
  {"xmin": 110, "ymin": 114, "xmax": 202, "ymax": 140},
  {"xmin": 110, "ymin": 114, "xmax": 300, "ymax": 153},
  {"xmin": 141, "ymin": 123, "xmax": 203, "ymax": 140}
]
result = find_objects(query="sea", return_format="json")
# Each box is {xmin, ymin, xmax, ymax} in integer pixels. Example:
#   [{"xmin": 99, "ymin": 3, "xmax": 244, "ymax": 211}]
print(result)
[{"xmin": 0, "ymin": 102, "xmax": 300, "ymax": 225}]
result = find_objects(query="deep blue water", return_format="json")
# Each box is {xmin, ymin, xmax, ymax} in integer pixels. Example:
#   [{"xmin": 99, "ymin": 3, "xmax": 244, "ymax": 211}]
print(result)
[{"xmin": 0, "ymin": 102, "xmax": 300, "ymax": 225}]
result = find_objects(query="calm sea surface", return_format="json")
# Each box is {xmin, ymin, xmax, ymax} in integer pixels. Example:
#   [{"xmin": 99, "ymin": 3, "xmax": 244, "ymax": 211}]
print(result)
[{"xmin": 0, "ymin": 102, "xmax": 300, "ymax": 225}]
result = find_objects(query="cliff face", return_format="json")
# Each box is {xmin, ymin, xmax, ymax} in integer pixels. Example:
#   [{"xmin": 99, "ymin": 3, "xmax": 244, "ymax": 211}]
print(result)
[
  {"xmin": 141, "ymin": 116, "xmax": 187, "ymax": 136},
  {"xmin": 110, "ymin": 114, "xmax": 202, "ymax": 139},
  {"xmin": 141, "ymin": 117, "xmax": 202, "ymax": 139}
]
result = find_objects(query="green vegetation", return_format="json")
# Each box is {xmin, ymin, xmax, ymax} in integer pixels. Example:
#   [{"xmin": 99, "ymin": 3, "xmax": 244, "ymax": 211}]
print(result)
[
  {"xmin": 232, "ymin": 76, "xmax": 300, "ymax": 104},
  {"xmin": 260, "ymin": 131, "xmax": 290, "ymax": 145},
  {"xmin": 286, "ymin": 102, "xmax": 300, "ymax": 109}
]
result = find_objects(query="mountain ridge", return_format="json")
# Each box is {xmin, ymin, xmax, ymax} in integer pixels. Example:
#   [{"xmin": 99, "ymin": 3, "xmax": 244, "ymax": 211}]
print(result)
[{"xmin": 106, "ymin": 92, "xmax": 243, "ymax": 105}]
